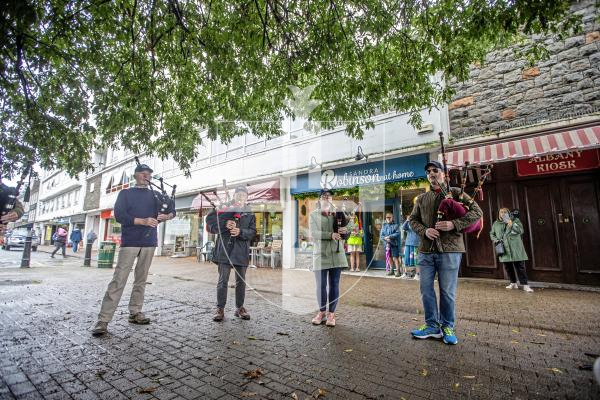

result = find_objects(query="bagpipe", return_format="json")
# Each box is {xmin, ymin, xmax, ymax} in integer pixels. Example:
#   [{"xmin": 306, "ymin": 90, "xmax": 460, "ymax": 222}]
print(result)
[
  {"xmin": 326, "ymin": 198, "xmax": 350, "ymax": 253},
  {"xmin": 134, "ymin": 157, "xmax": 176, "ymax": 216},
  {"xmin": 202, "ymin": 180, "xmax": 245, "ymax": 246},
  {"xmin": 433, "ymin": 132, "xmax": 492, "ymax": 247},
  {"xmin": 134, "ymin": 157, "xmax": 176, "ymax": 237},
  {"xmin": 1, "ymin": 161, "xmax": 34, "ymax": 226}
]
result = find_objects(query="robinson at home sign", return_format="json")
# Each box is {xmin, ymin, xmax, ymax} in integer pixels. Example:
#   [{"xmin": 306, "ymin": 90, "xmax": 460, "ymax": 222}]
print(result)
[{"xmin": 516, "ymin": 149, "xmax": 599, "ymax": 177}]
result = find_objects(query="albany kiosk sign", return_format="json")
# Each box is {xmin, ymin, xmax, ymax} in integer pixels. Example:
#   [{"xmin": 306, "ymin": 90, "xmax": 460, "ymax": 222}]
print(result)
[{"xmin": 516, "ymin": 149, "xmax": 599, "ymax": 177}]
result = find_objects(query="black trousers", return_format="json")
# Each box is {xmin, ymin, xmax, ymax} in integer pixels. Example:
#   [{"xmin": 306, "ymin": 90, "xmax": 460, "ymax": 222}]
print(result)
[{"xmin": 503, "ymin": 261, "xmax": 528, "ymax": 285}]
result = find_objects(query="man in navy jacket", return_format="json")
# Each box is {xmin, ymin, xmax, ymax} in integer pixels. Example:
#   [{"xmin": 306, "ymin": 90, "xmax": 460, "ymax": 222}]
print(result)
[{"xmin": 92, "ymin": 163, "xmax": 175, "ymax": 336}]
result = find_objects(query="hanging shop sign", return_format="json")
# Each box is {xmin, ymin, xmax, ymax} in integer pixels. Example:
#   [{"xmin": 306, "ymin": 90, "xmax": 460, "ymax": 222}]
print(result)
[{"xmin": 516, "ymin": 149, "xmax": 599, "ymax": 177}]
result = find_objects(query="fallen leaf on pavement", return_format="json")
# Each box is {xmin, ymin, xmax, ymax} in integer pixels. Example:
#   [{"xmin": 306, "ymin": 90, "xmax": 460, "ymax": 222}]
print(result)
[
  {"xmin": 452, "ymin": 383, "xmax": 460, "ymax": 390},
  {"xmin": 510, "ymin": 340, "xmax": 519, "ymax": 344},
  {"xmin": 537, "ymin": 333, "xmax": 547, "ymax": 337},
  {"xmin": 420, "ymin": 369, "xmax": 428, "ymax": 377},
  {"xmin": 530, "ymin": 341, "xmax": 545, "ymax": 345},
  {"xmin": 466, "ymin": 332, "xmax": 477, "ymax": 337},
  {"xmin": 243, "ymin": 368, "xmax": 263, "ymax": 379},
  {"xmin": 344, "ymin": 349, "xmax": 353, "ymax": 353},
  {"xmin": 291, "ymin": 393, "xmax": 299, "ymax": 400},
  {"xmin": 138, "ymin": 387, "xmax": 158, "ymax": 394},
  {"xmin": 313, "ymin": 388, "xmax": 326, "ymax": 398},
  {"xmin": 462, "ymin": 375, "xmax": 476, "ymax": 379},
  {"xmin": 511, "ymin": 328, "xmax": 520, "ymax": 333},
  {"xmin": 247, "ymin": 336, "xmax": 267, "ymax": 341},
  {"xmin": 277, "ymin": 332, "xmax": 290, "ymax": 336},
  {"xmin": 548, "ymin": 368, "xmax": 563, "ymax": 374},
  {"xmin": 411, "ymin": 318, "xmax": 419, "ymax": 321}
]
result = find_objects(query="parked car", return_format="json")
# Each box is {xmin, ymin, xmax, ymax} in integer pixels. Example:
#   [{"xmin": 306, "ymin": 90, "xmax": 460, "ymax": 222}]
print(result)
[{"xmin": 1, "ymin": 228, "xmax": 40, "ymax": 251}]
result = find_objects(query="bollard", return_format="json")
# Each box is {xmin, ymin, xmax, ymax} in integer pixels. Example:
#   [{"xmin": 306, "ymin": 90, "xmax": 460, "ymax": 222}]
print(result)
[{"xmin": 83, "ymin": 241, "xmax": 93, "ymax": 267}]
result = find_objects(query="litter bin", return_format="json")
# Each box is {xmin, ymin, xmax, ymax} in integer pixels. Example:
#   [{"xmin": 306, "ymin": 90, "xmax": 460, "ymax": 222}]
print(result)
[{"xmin": 98, "ymin": 241, "xmax": 117, "ymax": 268}]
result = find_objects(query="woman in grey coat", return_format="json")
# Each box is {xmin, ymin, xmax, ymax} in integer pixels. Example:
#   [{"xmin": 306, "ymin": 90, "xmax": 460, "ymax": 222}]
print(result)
[{"xmin": 309, "ymin": 189, "xmax": 348, "ymax": 327}]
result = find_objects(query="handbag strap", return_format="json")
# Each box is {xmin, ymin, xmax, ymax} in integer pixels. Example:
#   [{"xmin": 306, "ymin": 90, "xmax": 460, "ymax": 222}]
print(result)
[{"xmin": 500, "ymin": 223, "xmax": 511, "ymax": 241}]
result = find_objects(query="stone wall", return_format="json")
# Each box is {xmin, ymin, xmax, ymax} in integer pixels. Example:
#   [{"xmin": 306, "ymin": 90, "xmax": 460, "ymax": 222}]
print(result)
[
  {"xmin": 448, "ymin": 0, "xmax": 600, "ymax": 139},
  {"xmin": 83, "ymin": 174, "xmax": 102, "ymax": 211}
]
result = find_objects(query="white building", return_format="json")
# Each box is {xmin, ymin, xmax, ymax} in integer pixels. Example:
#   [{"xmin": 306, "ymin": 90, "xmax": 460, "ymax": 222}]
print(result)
[
  {"xmin": 35, "ymin": 170, "xmax": 86, "ymax": 245},
  {"xmin": 85, "ymin": 106, "xmax": 447, "ymax": 269}
]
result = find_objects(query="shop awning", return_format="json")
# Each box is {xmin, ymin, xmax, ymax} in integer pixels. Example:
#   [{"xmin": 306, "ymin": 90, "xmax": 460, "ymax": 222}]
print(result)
[
  {"xmin": 191, "ymin": 180, "xmax": 280, "ymax": 209},
  {"xmin": 443, "ymin": 126, "xmax": 600, "ymax": 166}
]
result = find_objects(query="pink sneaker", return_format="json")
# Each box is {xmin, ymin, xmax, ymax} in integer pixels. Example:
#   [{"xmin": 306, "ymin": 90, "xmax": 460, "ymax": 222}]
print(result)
[
  {"xmin": 312, "ymin": 311, "xmax": 326, "ymax": 325},
  {"xmin": 325, "ymin": 312, "xmax": 336, "ymax": 327}
]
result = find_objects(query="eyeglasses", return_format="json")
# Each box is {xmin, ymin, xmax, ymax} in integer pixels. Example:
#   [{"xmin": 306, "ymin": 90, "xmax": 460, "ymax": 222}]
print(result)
[{"xmin": 426, "ymin": 168, "xmax": 440, "ymax": 174}]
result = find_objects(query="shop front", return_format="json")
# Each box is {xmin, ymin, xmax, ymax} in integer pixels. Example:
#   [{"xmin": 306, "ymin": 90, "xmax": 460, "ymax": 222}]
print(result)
[
  {"xmin": 191, "ymin": 179, "xmax": 283, "ymax": 249},
  {"xmin": 445, "ymin": 125, "xmax": 600, "ymax": 285},
  {"xmin": 291, "ymin": 154, "xmax": 429, "ymax": 269},
  {"xmin": 100, "ymin": 209, "xmax": 121, "ymax": 244},
  {"xmin": 162, "ymin": 194, "xmax": 203, "ymax": 257}
]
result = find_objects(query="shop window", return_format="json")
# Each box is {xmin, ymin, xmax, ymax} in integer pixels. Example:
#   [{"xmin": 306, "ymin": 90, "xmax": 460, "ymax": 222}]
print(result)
[
  {"xmin": 105, "ymin": 175, "xmax": 114, "ymax": 194},
  {"xmin": 163, "ymin": 212, "xmax": 201, "ymax": 249}
]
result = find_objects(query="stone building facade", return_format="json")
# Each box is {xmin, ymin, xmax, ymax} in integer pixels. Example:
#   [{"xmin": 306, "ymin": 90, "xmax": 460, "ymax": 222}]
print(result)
[{"xmin": 444, "ymin": 0, "xmax": 600, "ymax": 285}]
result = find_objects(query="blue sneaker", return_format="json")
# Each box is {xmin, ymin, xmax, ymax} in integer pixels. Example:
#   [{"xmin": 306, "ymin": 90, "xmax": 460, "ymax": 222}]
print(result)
[
  {"xmin": 442, "ymin": 326, "xmax": 458, "ymax": 345},
  {"xmin": 411, "ymin": 324, "xmax": 442, "ymax": 339}
]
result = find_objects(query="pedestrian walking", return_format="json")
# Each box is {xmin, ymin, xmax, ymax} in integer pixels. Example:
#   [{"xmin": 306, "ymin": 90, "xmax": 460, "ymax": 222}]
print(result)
[
  {"xmin": 309, "ymin": 189, "xmax": 348, "ymax": 327},
  {"xmin": 51, "ymin": 226, "xmax": 68, "ymax": 258},
  {"xmin": 409, "ymin": 160, "xmax": 483, "ymax": 345},
  {"xmin": 70, "ymin": 226, "xmax": 82, "ymax": 252},
  {"xmin": 206, "ymin": 186, "xmax": 257, "ymax": 322},
  {"xmin": 402, "ymin": 215, "xmax": 420, "ymax": 279},
  {"xmin": 380, "ymin": 212, "xmax": 401, "ymax": 276},
  {"xmin": 91, "ymin": 163, "xmax": 175, "ymax": 336},
  {"xmin": 490, "ymin": 208, "xmax": 533, "ymax": 293}
]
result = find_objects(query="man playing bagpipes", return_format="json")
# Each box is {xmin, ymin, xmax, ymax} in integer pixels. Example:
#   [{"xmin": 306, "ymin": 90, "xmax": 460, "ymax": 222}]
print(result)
[
  {"xmin": 92, "ymin": 163, "xmax": 175, "ymax": 336},
  {"xmin": 0, "ymin": 162, "xmax": 31, "ymax": 235},
  {"xmin": 0, "ymin": 185, "xmax": 24, "ymax": 235},
  {"xmin": 409, "ymin": 159, "xmax": 483, "ymax": 345},
  {"xmin": 205, "ymin": 186, "xmax": 257, "ymax": 322}
]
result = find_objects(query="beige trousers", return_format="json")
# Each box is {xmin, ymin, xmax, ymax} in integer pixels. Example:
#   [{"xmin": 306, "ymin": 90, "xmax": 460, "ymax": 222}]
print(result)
[{"xmin": 97, "ymin": 247, "xmax": 155, "ymax": 322}]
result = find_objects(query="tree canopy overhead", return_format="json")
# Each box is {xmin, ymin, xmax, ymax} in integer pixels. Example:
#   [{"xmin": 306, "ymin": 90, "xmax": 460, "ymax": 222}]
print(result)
[{"xmin": 0, "ymin": 0, "xmax": 582, "ymax": 178}]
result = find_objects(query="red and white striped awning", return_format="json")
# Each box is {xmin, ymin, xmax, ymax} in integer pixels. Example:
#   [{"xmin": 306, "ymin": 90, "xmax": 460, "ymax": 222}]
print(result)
[{"xmin": 442, "ymin": 126, "xmax": 600, "ymax": 167}]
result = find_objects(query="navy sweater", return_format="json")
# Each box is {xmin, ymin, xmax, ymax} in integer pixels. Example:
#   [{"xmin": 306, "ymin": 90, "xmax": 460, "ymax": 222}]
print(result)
[{"xmin": 114, "ymin": 187, "xmax": 175, "ymax": 247}]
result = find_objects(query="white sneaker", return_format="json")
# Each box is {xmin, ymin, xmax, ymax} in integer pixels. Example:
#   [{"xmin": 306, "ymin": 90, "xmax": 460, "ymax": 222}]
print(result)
[
  {"xmin": 400, "ymin": 274, "xmax": 408, "ymax": 279},
  {"xmin": 506, "ymin": 283, "xmax": 518, "ymax": 289},
  {"xmin": 522, "ymin": 285, "xmax": 534, "ymax": 293},
  {"xmin": 413, "ymin": 274, "xmax": 420, "ymax": 281}
]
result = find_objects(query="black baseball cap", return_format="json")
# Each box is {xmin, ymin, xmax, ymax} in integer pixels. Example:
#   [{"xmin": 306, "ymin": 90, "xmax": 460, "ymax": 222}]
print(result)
[
  {"xmin": 234, "ymin": 186, "xmax": 248, "ymax": 194},
  {"xmin": 135, "ymin": 164, "xmax": 153, "ymax": 173},
  {"xmin": 424, "ymin": 160, "xmax": 444, "ymax": 171}
]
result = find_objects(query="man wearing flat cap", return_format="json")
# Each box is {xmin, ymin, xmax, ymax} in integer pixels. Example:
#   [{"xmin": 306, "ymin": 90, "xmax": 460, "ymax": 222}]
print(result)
[
  {"xmin": 206, "ymin": 185, "xmax": 256, "ymax": 321},
  {"xmin": 92, "ymin": 163, "xmax": 175, "ymax": 336},
  {"xmin": 409, "ymin": 159, "xmax": 482, "ymax": 345}
]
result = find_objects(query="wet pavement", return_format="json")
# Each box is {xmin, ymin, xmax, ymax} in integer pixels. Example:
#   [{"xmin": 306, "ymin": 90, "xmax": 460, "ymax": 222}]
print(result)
[{"xmin": 1, "ymin": 248, "xmax": 599, "ymax": 399}]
